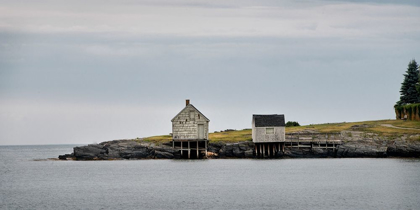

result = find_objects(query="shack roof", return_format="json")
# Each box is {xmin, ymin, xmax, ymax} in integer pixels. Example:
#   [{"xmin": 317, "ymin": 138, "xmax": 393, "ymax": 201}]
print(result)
[
  {"xmin": 171, "ymin": 104, "xmax": 210, "ymax": 122},
  {"xmin": 253, "ymin": 114, "xmax": 285, "ymax": 127}
]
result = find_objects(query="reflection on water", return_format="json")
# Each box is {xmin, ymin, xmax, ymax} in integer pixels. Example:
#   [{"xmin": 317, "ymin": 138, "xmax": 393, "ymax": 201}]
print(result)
[{"xmin": 1, "ymin": 145, "xmax": 420, "ymax": 210}]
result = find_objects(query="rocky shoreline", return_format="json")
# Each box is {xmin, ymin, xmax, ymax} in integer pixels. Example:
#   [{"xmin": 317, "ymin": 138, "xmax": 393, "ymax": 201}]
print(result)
[{"xmin": 59, "ymin": 131, "xmax": 420, "ymax": 160}]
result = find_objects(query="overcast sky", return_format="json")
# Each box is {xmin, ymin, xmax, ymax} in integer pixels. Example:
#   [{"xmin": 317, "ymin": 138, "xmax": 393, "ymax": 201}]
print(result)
[{"xmin": 1, "ymin": 0, "xmax": 419, "ymax": 145}]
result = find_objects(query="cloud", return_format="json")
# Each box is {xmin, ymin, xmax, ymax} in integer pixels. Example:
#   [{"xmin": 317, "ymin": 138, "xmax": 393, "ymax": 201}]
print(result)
[
  {"xmin": 0, "ymin": 1, "xmax": 419, "ymax": 39},
  {"xmin": 0, "ymin": 0, "xmax": 419, "ymax": 145}
]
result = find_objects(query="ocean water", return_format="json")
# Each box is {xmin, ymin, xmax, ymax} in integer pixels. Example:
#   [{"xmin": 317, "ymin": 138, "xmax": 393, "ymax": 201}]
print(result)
[{"xmin": 1, "ymin": 145, "xmax": 420, "ymax": 210}]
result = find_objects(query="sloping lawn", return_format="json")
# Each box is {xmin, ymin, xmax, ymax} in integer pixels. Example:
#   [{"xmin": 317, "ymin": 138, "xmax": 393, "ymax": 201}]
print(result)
[{"xmin": 143, "ymin": 120, "xmax": 420, "ymax": 143}]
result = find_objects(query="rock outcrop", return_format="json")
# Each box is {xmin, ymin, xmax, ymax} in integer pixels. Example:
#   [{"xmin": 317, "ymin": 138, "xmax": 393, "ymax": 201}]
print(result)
[{"xmin": 60, "ymin": 132, "xmax": 420, "ymax": 160}]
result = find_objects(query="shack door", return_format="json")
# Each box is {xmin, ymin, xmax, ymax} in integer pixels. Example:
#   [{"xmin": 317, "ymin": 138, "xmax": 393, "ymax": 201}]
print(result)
[{"xmin": 198, "ymin": 124, "xmax": 204, "ymax": 139}]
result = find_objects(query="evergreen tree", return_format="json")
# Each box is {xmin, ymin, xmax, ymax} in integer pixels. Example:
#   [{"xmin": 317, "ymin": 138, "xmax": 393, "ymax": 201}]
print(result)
[
  {"xmin": 417, "ymin": 65, "xmax": 420, "ymax": 94},
  {"xmin": 398, "ymin": 59, "xmax": 419, "ymax": 105}
]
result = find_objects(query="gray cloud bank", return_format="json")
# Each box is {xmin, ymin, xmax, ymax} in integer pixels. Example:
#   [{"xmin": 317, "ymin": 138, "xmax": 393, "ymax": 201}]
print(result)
[{"xmin": 1, "ymin": 0, "xmax": 419, "ymax": 145}]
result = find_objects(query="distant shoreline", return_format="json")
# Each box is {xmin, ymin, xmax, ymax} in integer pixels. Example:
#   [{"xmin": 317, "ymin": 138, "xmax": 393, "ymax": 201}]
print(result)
[
  {"xmin": 58, "ymin": 131, "xmax": 420, "ymax": 160},
  {"xmin": 0, "ymin": 144, "xmax": 83, "ymax": 147}
]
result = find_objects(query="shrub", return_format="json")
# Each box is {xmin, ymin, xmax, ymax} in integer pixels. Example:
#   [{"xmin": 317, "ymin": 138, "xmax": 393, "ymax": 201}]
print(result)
[{"xmin": 286, "ymin": 121, "xmax": 300, "ymax": 127}]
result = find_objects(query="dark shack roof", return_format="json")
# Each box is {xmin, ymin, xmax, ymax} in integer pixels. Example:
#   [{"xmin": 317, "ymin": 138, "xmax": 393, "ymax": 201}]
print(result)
[{"xmin": 253, "ymin": 114, "xmax": 285, "ymax": 127}]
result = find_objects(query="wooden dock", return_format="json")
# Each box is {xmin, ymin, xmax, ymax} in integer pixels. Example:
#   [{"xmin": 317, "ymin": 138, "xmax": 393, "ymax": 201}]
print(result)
[
  {"xmin": 284, "ymin": 132, "xmax": 342, "ymax": 149},
  {"xmin": 255, "ymin": 133, "xmax": 342, "ymax": 157}
]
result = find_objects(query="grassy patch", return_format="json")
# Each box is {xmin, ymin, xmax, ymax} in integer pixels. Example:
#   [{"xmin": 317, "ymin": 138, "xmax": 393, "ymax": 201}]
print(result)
[
  {"xmin": 143, "ymin": 135, "xmax": 172, "ymax": 143},
  {"xmin": 285, "ymin": 119, "xmax": 420, "ymax": 136},
  {"xmin": 142, "ymin": 120, "xmax": 420, "ymax": 143},
  {"xmin": 209, "ymin": 129, "xmax": 252, "ymax": 143},
  {"xmin": 383, "ymin": 120, "xmax": 420, "ymax": 129}
]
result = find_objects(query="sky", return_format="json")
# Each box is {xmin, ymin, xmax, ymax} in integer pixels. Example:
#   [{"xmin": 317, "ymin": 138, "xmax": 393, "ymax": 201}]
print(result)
[{"xmin": 1, "ymin": 0, "xmax": 420, "ymax": 145}]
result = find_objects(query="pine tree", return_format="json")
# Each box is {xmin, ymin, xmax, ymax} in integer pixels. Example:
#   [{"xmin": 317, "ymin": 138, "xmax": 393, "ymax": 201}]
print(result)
[
  {"xmin": 398, "ymin": 59, "xmax": 419, "ymax": 105},
  {"xmin": 417, "ymin": 65, "xmax": 420, "ymax": 94}
]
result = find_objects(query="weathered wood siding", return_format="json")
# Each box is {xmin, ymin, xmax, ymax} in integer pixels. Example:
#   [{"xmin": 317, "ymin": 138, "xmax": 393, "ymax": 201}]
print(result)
[
  {"xmin": 252, "ymin": 127, "xmax": 285, "ymax": 143},
  {"xmin": 252, "ymin": 118, "xmax": 285, "ymax": 143},
  {"xmin": 172, "ymin": 105, "xmax": 209, "ymax": 140}
]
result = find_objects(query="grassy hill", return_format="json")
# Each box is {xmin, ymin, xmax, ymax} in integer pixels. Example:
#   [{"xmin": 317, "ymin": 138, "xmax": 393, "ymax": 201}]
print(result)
[{"xmin": 143, "ymin": 119, "xmax": 420, "ymax": 143}]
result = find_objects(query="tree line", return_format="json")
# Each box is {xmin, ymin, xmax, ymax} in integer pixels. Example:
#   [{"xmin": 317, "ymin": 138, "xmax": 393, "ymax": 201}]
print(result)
[{"xmin": 396, "ymin": 59, "xmax": 420, "ymax": 106}]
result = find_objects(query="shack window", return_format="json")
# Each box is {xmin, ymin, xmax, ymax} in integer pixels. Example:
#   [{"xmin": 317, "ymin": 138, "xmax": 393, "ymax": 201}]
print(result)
[
  {"xmin": 266, "ymin": 128, "xmax": 274, "ymax": 134},
  {"xmin": 189, "ymin": 111, "xmax": 195, "ymax": 120}
]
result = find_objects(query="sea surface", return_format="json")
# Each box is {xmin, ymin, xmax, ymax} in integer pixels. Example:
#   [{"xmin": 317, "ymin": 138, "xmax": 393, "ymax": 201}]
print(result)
[{"xmin": 1, "ymin": 145, "xmax": 420, "ymax": 210}]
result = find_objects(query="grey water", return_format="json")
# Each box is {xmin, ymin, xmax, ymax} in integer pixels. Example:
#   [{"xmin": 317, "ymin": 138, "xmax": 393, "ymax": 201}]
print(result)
[{"xmin": 1, "ymin": 145, "xmax": 420, "ymax": 210}]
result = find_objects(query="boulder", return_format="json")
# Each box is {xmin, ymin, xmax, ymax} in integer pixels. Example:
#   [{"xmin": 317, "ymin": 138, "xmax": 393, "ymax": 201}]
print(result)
[
  {"xmin": 58, "ymin": 153, "xmax": 74, "ymax": 160},
  {"xmin": 155, "ymin": 150, "xmax": 174, "ymax": 159},
  {"xmin": 232, "ymin": 144, "xmax": 244, "ymax": 157},
  {"xmin": 208, "ymin": 142, "xmax": 224, "ymax": 153},
  {"xmin": 238, "ymin": 142, "xmax": 249, "ymax": 151},
  {"xmin": 74, "ymin": 144, "xmax": 105, "ymax": 160},
  {"xmin": 131, "ymin": 148, "xmax": 150, "ymax": 159},
  {"xmin": 152, "ymin": 146, "xmax": 175, "ymax": 159},
  {"xmin": 223, "ymin": 144, "xmax": 234, "ymax": 157},
  {"xmin": 119, "ymin": 150, "xmax": 134, "ymax": 159},
  {"xmin": 106, "ymin": 148, "xmax": 122, "ymax": 159},
  {"xmin": 244, "ymin": 150, "xmax": 254, "ymax": 158}
]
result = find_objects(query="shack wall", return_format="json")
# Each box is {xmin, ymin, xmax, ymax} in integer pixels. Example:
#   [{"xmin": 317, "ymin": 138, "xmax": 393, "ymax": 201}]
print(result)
[
  {"xmin": 172, "ymin": 105, "xmax": 209, "ymax": 140},
  {"xmin": 252, "ymin": 127, "xmax": 285, "ymax": 143}
]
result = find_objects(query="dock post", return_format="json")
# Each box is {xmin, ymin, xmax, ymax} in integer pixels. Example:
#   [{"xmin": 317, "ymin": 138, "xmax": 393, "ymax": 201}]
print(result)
[
  {"xmin": 271, "ymin": 144, "xmax": 273, "ymax": 157},
  {"xmin": 255, "ymin": 145, "xmax": 257, "ymax": 157},
  {"xmin": 172, "ymin": 140, "xmax": 174, "ymax": 149},
  {"xmin": 273, "ymin": 144, "xmax": 275, "ymax": 156},
  {"xmin": 196, "ymin": 140, "xmax": 199, "ymax": 158},
  {"xmin": 298, "ymin": 134, "xmax": 300, "ymax": 148},
  {"xmin": 181, "ymin": 142, "xmax": 183, "ymax": 156},
  {"xmin": 188, "ymin": 141, "xmax": 190, "ymax": 159},
  {"xmin": 273, "ymin": 144, "xmax": 276, "ymax": 154},
  {"xmin": 205, "ymin": 140, "xmax": 208, "ymax": 157},
  {"xmin": 263, "ymin": 144, "xmax": 265, "ymax": 157},
  {"xmin": 259, "ymin": 144, "xmax": 262, "ymax": 157}
]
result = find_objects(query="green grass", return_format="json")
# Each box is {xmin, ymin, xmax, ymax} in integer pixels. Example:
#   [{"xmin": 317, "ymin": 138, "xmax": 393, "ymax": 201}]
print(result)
[
  {"xmin": 142, "ymin": 135, "xmax": 172, "ymax": 143},
  {"xmin": 209, "ymin": 129, "xmax": 252, "ymax": 143},
  {"xmin": 142, "ymin": 119, "xmax": 420, "ymax": 143},
  {"xmin": 286, "ymin": 119, "xmax": 420, "ymax": 135}
]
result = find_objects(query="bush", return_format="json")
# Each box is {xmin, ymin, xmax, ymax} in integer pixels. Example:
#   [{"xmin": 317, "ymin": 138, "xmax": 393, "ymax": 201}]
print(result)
[{"xmin": 286, "ymin": 121, "xmax": 300, "ymax": 127}]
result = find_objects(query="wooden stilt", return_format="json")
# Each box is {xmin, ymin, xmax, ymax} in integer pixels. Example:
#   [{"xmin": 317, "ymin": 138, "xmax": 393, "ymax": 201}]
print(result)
[
  {"xmin": 196, "ymin": 141, "xmax": 199, "ymax": 158},
  {"xmin": 181, "ymin": 142, "xmax": 183, "ymax": 156},
  {"xmin": 259, "ymin": 144, "xmax": 262, "ymax": 157},
  {"xmin": 268, "ymin": 144, "xmax": 271, "ymax": 157},
  {"xmin": 188, "ymin": 141, "xmax": 190, "ymax": 159},
  {"xmin": 255, "ymin": 145, "xmax": 257, "ymax": 157},
  {"xmin": 272, "ymin": 144, "xmax": 274, "ymax": 156},
  {"xmin": 205, "ymin": 141, "xmax": 208, "ymax": 157},
  {"xmin": 298, "ymin": 134, "xmax": 300, "ymax": 148},
  {"xmin": 263, "ymin": 144, "xmax": 265, "ymax": 157}
]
